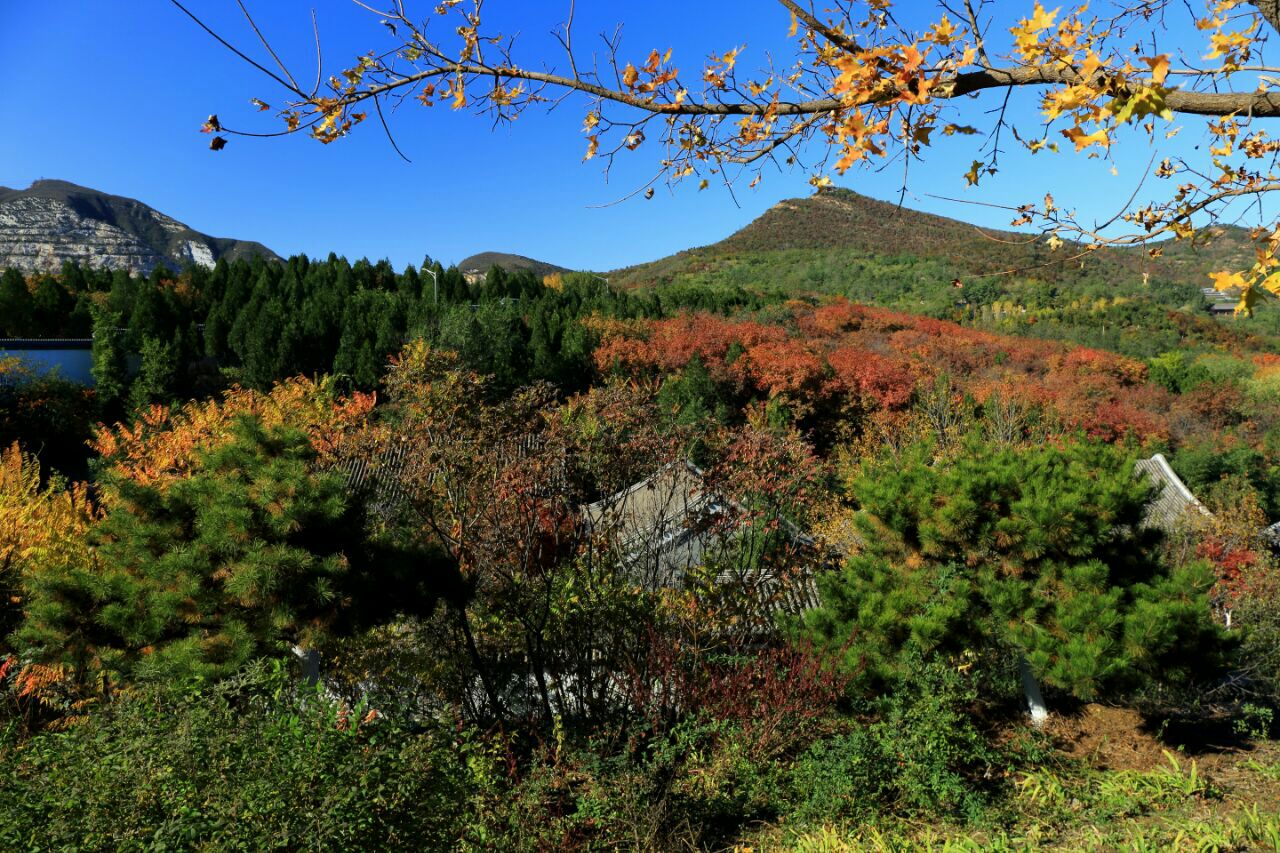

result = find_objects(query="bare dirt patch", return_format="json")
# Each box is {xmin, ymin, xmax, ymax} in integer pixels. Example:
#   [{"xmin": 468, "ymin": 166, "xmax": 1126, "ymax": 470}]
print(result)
[{"xmin": 1045, "ymin": 704, "xmax": 1173, "ymax": 771}]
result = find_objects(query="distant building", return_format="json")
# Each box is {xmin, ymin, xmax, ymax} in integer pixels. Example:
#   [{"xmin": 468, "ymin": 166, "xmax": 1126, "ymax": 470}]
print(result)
[
  {"xmin": 1134, "ymin": 453, "xmax": 1212, "ymax": 533},
  {"xmin": 1208, "ymin": 302, "xmax": 1238, "ymax": 317},
  {"xmin": 0, "ymin": 338, "xmax": 94, "ymax": 384},
  {"xmin": 582, "ymin": 461, "xmax": 821, "ymax": 616}
]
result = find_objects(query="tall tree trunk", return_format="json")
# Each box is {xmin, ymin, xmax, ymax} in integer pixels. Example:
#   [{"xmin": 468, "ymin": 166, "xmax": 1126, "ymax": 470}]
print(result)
[
  {"xmin": 528, "ymin": 630, "xmax": 555, "ymax": 724},
  {"xmin": 292, "ymin": 644, "xmax": 322, "ymax": 687},
  {"xmin": 458, "ymin": 605, "xmax": 503, "ymax": 721},
  {"xmin": 1020, "ymin": 656, "xmax": 1049, "ymax": 726}
]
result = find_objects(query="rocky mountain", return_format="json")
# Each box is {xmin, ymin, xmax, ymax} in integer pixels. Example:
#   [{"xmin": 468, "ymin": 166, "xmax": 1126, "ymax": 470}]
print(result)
[
  {"xmin": 456, "ymin": 251, "xmax": 570, "ymax": 281},
  {"xmin": 0, "ymin": 179, "xmax": 278, "ymax": 275},
  {"xmin": 610, "ymin": 186, "xmax": 1247, "ymax": 292}
]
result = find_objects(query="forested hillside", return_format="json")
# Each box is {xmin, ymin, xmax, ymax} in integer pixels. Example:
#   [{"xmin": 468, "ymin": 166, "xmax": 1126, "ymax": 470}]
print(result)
[
  {"xmin": 4, "ymin": 241, "xmax": 1280, "ymax": 846},
  {"xmin": 614, "ymin": 188, "xmax": 1254, "ymax": 291},
  {"xmin": 455, "ymin": 251, "xmax": 569, "ymax": 279},
  {"xmin": 603, "ymin": 187, "xmax": 1280, "ymax": 361}
]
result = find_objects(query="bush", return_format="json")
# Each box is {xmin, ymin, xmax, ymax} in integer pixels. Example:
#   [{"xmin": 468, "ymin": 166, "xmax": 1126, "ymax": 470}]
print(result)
[
  {"xmin": 455, "ymin": 716, "xmax": 780, "ymax": 851},
  {"xmin": 0, "ymin": 663, "xmax": 471, "ymax": 850},
  {"xmin": 788, "ymin": 661, "xmax": 1003, "ymax": 827},
  {"xmin": 802, "ymin": 434, "xmax": 1228, "ymax": 704},
  {"xmin": 1235, "ymin": 595, "xmax": 1280, "ymax": 705}
]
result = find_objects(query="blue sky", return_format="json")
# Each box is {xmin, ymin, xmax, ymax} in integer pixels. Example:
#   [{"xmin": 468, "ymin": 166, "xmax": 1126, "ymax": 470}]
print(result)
[{"xmin": 1, "ymin": 1, "xmax": 1229, "ymax": 272}]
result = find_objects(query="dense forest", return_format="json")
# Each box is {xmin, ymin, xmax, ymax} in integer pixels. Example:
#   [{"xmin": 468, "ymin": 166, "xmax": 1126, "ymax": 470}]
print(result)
[
  {"xmin": 0, "ymin": 257, "xmax": 772, "ymax": 476},
  {"xmin": 4, "ymin": 258, "xmax": 1280, "ymax": 848}
]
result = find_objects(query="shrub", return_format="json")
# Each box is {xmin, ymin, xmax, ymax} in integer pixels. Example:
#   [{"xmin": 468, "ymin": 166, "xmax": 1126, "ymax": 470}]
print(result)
[
  {"xmin": 802, "ymin": 434, "xmax": 1229, "ymax": 705},
  {"xmin": 0, "ymin": 663, "xmax": 471, "ymax": 850},
  {"xmin": 788, "ymin": 661, "xmax": 1002, "ymax": 827}
]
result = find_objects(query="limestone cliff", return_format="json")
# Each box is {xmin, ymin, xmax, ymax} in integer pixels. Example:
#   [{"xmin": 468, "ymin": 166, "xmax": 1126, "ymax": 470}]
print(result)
[{"xmin": 0, "ymin": 180, "xmax": 278, "ymax": 275}]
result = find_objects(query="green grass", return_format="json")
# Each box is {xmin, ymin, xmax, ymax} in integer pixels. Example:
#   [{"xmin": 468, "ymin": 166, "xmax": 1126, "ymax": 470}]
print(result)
[{"xmin": 746, "ymin": 746, "xmax": 1280, "ymax": 852}]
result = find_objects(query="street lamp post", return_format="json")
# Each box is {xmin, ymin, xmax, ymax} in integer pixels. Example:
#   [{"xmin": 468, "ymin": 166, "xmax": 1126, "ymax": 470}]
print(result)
[{"xmin": 423, "ymin": 266, "xmax": 440, "ymax": 304}]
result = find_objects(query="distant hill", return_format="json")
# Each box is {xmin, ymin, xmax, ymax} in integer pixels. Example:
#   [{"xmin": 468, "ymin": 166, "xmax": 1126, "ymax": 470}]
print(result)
[
  {"xmin": 456, "ymin": 251, "xmax": 570, "ymax": 281},
  {"xmin": 610, "ymin": 187, "xmax": 1248, "ymax": 294},
  {"xmin": 0, "ymin": 179, "xmax": 279, "ymax": 275}
]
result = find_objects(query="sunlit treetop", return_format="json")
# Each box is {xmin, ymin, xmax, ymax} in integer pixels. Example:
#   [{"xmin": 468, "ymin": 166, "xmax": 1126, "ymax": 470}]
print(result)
[{"xmin": 181, "ymin": 0, "xmax": 1280, "ymax": 311}]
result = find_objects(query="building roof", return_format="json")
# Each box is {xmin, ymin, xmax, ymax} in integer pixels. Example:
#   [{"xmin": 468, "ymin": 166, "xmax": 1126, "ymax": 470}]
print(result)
[
  {"xmin": 333, "ymin": 438, "xmax": 416, "ymax": 521},
  {"xmin": 582, "ymin": 460, "xmax": 820, "ymax": 614},
  {"xmin": 0, "ymin": 338, "xmax": 94, "ymax": 350},
  {"xmin": 1134, "ymin": 453, "xmax": 1211, "ymax": 532},
  {"xmin": 332, "ymin": 432, "xmax": 564, "ymax": 520}
]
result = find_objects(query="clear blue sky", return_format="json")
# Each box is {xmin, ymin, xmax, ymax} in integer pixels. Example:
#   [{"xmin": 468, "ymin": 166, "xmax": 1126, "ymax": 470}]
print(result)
[{"xmin": 1, "ymin": 1, "xmax": 1226, "ymax": 272}]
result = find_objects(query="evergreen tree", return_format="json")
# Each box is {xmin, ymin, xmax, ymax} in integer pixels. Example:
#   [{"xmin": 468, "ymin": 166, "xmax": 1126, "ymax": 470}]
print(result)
[
  {"xmin": 129, "ymin": 336, "xmax": 178, "ymax": 411},
  {"xmin": 90, "ymin": 311, "xmax": 129, "ymax": 410},
  {"xmin": 32, "ymin": 277, "xmax": 73, "ymax": 337},
  {"xmin": 107, "ymin": 270, "xmax": 136, "ymax": 318},
  {"xmin": 17, "ymin": 417, "xmax": 362, "ymax": 686},
  {"xmin": 59, "ymin": 260, "xmax": 88, "ymax": 295},
  {"xmin": 656, "ymin": 355, "xmax": 723, "ymax": 424},
  {"xmin": 67, "ymin": 295, "xmax": 94, "ymax": 337},
  {"xmin": 241, "ymin": 297, "xmax": 288, "ymax": 388},
  {"xmin": 0, "ymin": 269, "xmax": 34, "ymax": 336},
  {"xmin": 801, "ymin": 434, "xmax": 1229, "ymax": 710},
  {"xmin": 127, "ymin": 283, "xmax": 175, "ymax": 347},
  {"xmin": 481, "ymin": 265, "xmax": 507, "ymax": 301}
]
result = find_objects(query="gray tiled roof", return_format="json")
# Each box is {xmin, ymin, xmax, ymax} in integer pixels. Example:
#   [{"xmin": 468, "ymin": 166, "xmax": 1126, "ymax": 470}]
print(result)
[
  {"xmin": 1134, "ymin": 453, "xmax": 1211, "ymax": 532},
  {"xmin": 582, "ymin": 461, "xmax": 821, "ymax": 614}
]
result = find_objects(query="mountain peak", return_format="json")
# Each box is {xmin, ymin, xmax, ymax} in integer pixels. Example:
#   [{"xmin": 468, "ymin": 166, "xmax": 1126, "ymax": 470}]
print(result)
[
  {"xmin": 0, "ymin": 180, "xmax": 279, "ymax": 275},
  {"xmin": 612, "ymin": 184, "xmax": 1244, "ymax": 291},
  {"xmin": 456, "ymin": 251, "xmax": 569, "ymax": 280}
]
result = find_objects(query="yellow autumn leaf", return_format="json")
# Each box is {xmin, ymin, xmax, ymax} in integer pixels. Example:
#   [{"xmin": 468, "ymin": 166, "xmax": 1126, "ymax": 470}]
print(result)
[
  {"xmin": 1079, "ymin": 50, "xmax": 1105, "ymax": 81},
  {"xmin": 1061, "ymin": 125, "xmax": 1110, "ymax": 152},
  {"xmin": 623, "ymin": 63, "xmax": 639, "ymax": 89},
  {"xmin": 1143, "ymin": 54, "xmax": 1171, "ymax": 85},
  {"xmin": 1209, "ymin": 269, "xmax": 1247, "ymax": 292},
  {"xmin": 1011, "ymin": 2, "xmax": 1060, "ymax": 59},
  {"xmin": 928, "ymin": 15, "xmax": 957, "ymax": 46}
]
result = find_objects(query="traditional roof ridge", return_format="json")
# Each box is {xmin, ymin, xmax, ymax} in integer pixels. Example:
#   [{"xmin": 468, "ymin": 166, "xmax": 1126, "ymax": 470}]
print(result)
[
  {"xmin": 1134, "ymin": 452, "xmax": 1212, "ymax": 533},
  {"xmin": 0, "ymin": 338, "xmax": 94, "ymax": 349}
]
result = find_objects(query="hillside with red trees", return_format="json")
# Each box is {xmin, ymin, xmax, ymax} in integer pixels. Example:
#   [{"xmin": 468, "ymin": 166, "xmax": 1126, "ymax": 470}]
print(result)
[{"xmin": 594, "ymin": 299, "xmax": 1272, "ymax": 451}]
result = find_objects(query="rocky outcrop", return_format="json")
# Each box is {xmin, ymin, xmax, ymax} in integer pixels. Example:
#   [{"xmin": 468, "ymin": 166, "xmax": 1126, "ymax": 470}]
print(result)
[{"xmin": 0, "ymin": 180, "xmax": 279, "ymax": 275}]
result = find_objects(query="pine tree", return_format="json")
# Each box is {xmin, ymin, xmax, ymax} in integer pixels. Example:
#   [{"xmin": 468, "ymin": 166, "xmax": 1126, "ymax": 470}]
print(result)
[
  {"xmin": 801, "ymin": 434, "xmax": 1229, "ymax": 711},
  {"xmin": 127, "ymin": 283, "xmax": 175, "ymax": 347},
  {"xmin": 16, "ymin": 417, "xmax": 362, "ymax": 686},
  {"xmin": 129, "ymin": 336, "xmax": 178, "ymax": 411},
  {"xmin": 90, "ymin": 311, "xmax": 129, "ymax": 410},
  {"xmin": 107, "ymin": 270, "xmax": 136, "ymax": 318},
  {"xmin": 32, "ymin": 277, "xmax": 73, "ymax": 337},
  {"xmin": 0, "ymin": 269, "xmax": 34, "ymax": 337}
]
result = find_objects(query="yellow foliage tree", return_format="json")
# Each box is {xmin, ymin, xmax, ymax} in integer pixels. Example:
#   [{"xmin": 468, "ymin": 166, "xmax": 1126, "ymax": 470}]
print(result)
[
  {"xmin": 0, "ymin": 443, "xmax": 99, "ymax": 713},
  {"xmin": 91, "ymin": 376, "xmax": 375, "ymax": 490}
]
